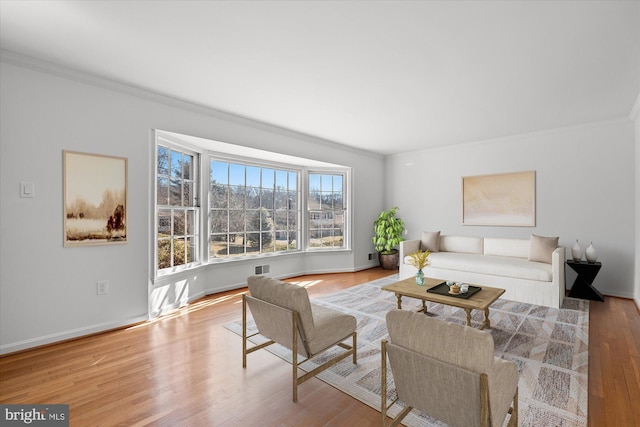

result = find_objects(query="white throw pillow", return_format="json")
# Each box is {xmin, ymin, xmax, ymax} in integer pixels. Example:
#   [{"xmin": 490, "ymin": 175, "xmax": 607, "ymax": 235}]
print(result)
[
  {"xmin": 421, "ymin": 231, "xmax": 441, "ymax": 252},
  {"xmin": 528, "ymin": 234, "xmax": 559, "ymax": 264}
]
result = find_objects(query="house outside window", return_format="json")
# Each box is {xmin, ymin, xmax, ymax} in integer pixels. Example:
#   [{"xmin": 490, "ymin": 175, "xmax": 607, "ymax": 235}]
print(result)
[{"xmin": 308, "ymin": 172, "xmax": 346, "ymax": 249}]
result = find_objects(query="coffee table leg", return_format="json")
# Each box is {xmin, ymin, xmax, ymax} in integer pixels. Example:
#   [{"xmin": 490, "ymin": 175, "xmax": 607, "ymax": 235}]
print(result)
[
  {"xmin": 395, "ymin": 293, "xmax": 402, "ymax": 309},
  {"xmin": 482, "ymin": 308, "xmax": 491, "ymax": 329},
  {"xmin": 422, "ymin": 300, "xmax": 427, "ymax": 314},
  {"xmin": 464, "ymin": 308, "xmax": 472, "ymax": 326}
]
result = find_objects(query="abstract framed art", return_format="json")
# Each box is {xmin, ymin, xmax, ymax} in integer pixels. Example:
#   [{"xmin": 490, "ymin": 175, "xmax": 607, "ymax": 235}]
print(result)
[
  {"xmin": 63, "ymin": 150, "xmax": 128, "ymax": 246},
  {"xmin": 462, "ymin": 170, "xmax": 535, "ymax": 226}
]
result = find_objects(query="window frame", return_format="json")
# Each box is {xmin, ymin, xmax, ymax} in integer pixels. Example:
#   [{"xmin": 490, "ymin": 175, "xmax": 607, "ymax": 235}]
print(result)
[
  {"xmin": 153, "ymin": 131, "xmax": 352, "ymax": 279},
  {"xmin": 154, "ymin": 134, "xmax": 203, "ymax": 277},
  {"xmin": 207, "ymin": 154, "xmax": 302, "ymax": 260},
  {"xmin": 306, "ymin": 169, "xmax": 350, "ymax": 251}
]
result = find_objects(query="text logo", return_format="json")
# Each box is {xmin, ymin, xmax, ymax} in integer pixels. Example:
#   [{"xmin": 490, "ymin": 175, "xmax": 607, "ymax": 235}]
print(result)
[{"xmin": 1, "ymin": 405, "xmax": 69, "ymax": 426}]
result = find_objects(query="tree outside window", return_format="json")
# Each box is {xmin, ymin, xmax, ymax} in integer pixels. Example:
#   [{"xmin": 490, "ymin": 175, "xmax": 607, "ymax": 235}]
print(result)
[
  {"xmin": 157, "ymin": 145, "xmax": 199, "ymax": 271},
  {"xmin": 209, "ymin": 160, "xmax": 300, "ymax": 258},
  {"xmin": 308, "ymin": 173, "xmax": 345, "ymax": 249}
]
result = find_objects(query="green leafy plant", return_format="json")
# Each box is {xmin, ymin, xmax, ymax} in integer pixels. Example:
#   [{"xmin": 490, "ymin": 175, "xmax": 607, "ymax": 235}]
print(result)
[
  {"xmin": 407, "ymin": 249, "xmax": 431, "ymax": 270},
  {"xmin": 372, "ymin": 206, "xmax": 405, "ymax": 255}
]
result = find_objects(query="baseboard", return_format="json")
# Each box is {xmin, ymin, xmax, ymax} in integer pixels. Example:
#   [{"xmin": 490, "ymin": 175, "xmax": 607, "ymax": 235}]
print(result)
[
  {"xmin": 353, "ymin": 262, "xmax": 381, "ymax": 271},
  {"xmin": 0, "ymin": 314, "xmax": 148, "ymax": 356},
  {"xmin": 600, "ymin": 290, "xmax": 635, "ymax": 299},
  {"xmin": 203, "ymin": 276, "xmax": 300, "ymax": 296},
  {"xmin": 149, "ymin": 290, "xmax": 206, "ymax": 319},
  {"xmin": 598, "ymin": 293, "xmax": 640, "ymax": 313},
  {"xmin": 202, "ymin": 266, "xmax": 386, "ymax": 296},
  {"xmin": 1, "ymin": 268, "xmax": 388, "ymax": 355}
]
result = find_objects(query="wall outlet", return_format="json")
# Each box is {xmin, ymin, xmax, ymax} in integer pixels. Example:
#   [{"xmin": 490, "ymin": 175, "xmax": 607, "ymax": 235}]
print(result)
[
  {"xmin": 97, "ymin": 280, "xmax": 109, "ymax": 295},
  {"xmin": 368, "ymin": 253, "xmax": 373, "ymax": 260}
]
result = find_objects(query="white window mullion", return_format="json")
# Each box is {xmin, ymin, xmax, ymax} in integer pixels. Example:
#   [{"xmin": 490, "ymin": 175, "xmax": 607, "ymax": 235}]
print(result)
[{"xmin": 200, "ymin": 153, "xmax": 209, "ymax": 265}]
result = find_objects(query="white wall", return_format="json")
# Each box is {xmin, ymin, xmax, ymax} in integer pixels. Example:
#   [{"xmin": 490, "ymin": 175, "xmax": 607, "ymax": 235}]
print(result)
[
  {"xmin": 2, "ymin": 53, "xmax": 636, "ymax": 354},
  {"xmin": 0, "ymin": 58, "xmax": 384, "ymax": 353},
  {"xmin": 386, "ymin": 119, "xmax": 637, "ymax": 299}
]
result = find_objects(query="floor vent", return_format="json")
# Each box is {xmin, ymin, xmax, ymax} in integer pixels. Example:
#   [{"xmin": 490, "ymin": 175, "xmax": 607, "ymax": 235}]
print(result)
[{"xmin": 254, "ymin": 264, "xmax": 271, "ymax": 275}]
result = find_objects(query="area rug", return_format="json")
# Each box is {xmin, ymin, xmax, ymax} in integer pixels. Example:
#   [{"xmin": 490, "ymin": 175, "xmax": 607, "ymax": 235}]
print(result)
[{"xmin": 225, "ymin": 274, "xmax": 589, "ymax": 426}]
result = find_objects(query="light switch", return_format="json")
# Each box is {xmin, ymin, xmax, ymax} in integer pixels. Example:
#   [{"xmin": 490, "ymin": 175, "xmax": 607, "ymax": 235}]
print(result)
[{"xmin": 20, "ymin": 182, "xmax": 34, "ymax": 198}]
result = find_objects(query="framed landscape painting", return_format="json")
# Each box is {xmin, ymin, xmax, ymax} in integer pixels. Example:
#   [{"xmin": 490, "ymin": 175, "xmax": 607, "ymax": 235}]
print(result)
[
  {"xmin": 63, "ymin": 150, "xmax": 128, "ymax": 246},
  {"xmin": 462, "ymin": 171, "xmax": 535, "ymax": 226}
]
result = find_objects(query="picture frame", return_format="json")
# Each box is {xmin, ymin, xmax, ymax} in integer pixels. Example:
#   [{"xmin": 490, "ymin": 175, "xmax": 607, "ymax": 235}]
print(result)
[
  {"xmin": 63, "ymin": 150, "xmax": 128, "ymax": 246},
  {"xmin": 462, "ymin": 170, "xmax": 535, "ymax": 226}
]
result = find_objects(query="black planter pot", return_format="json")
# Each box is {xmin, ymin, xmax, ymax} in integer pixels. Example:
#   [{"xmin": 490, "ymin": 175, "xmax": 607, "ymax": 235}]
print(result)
[{"xmin": 379, "ymin": 250, "xmax": 399, "ymax": 270}]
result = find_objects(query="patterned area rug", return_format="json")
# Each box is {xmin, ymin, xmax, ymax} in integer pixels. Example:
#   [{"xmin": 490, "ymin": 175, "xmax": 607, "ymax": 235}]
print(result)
[{"xmin": 225, "ymin": 274, "xmax": 589, "ymax": 426}]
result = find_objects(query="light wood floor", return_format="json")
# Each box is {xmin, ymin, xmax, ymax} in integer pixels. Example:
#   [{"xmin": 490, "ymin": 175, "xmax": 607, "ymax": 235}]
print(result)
[{"xmin": 1, "ymin": 268, "xmax": 638, "ymax": 426}]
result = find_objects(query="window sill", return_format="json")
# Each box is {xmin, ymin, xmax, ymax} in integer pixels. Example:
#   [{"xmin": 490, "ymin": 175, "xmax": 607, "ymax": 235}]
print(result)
[
  {"xmin": 153, "ymin": 248, "xmax": 352, "ymax": 284},
  {"xmin": 306, "ymin": 248, "xmax": 352, "ymax": 254},
  {"xmin": 153, "ymin": 263, "xmax": 203, "ymax": 286}
]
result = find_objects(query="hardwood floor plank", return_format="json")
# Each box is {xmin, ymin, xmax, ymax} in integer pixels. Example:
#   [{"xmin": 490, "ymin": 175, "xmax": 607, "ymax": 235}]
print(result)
[{"xmin": 1, "ymin": 267, "xmax": 638, "ymax": 427}]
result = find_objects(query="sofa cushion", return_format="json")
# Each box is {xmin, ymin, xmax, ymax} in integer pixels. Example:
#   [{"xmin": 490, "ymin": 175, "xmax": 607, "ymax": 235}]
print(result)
[
  {"xmin": 484, "ymin": 238, "xmax": 530, "ymax": 259},
  {"xmin": 413, "ymin": 252, "xmax": 553, "ymax": 282},
  {"xmin": 439, "ymin": 235, "xmax": 483, "ymax": 254},
  {"xmin": 529, "ymin": 234, "xmax": 559, "ymax": 264},
  {"xmin": 420, "ymin": 231, "xmax": 441, "ymax": 252}
]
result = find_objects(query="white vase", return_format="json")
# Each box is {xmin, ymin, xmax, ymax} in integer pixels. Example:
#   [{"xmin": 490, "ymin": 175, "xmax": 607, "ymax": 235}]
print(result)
[
  {"xmin": 585, "ymin": 242, "xmax": 598, "ymax": 263},
  {"xmin": 571, "ymin": 239, "xmax": 582, "ymax": 261}
]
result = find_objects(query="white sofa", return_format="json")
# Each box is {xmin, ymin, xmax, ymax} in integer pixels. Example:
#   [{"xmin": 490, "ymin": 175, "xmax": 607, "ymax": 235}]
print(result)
[{"xmin": 399, "ymin": 233, "xmax": 565, "ymax": 308}]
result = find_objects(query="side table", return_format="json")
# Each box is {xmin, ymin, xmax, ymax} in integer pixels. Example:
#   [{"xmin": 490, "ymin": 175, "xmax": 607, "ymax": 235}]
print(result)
[{"xmin": 566, "ymin": 260, "xmax": 604, "ymax": 301}]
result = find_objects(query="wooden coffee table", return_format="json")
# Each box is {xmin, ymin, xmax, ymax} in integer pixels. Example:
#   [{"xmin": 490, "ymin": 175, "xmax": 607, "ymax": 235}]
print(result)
[{"xmin": 381, "ymin": 277, "xmax": 505, "ymax": 329}]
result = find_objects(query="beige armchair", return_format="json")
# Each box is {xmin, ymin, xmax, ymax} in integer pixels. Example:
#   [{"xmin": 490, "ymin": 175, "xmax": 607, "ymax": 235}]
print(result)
[
  {"xmin": 382, "ymin": 310, "xmax": 518, "ymax": 427},
  {"xmin": 243, "ymin": 276, "xmax": 357, "ymax": 402}
]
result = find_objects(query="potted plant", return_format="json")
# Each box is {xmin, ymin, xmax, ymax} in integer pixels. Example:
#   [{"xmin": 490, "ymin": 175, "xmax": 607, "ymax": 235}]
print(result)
[{"xmin": 372, "ymin": 206, "xmax": 406, "ymax": 270}]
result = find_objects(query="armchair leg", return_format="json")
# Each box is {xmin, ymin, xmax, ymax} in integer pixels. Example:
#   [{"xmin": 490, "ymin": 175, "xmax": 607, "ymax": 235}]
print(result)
[
  {"xmin": 353, "ymin": 331, "xmax": 358, "ymax": 364},
  {"xmin": 381, "ymin": 340, "xmax": 387, "ymax": 426},
  {"xmin": 292, "ymin": 311, "xmax": 298, "ymax": 403},
  {"xmin": 381, "ymin": 340, "xmax": 412, "ymax": 427},
  {"xmin": 242, "ymin": 295, "xmax": 247, "ymax": 368},
  {"xmin": 297, "ymin": 332, "xmax": 357, "ymax": 386},
  {"xmin": 507, "ymin": 387, "xmax": 518, "ymax": 427},
  {"xmin": 388, "ymin": 407, "xmax": 413, "ymax": 427},
  {"xmin": 480, "ymin": 373, "xmax": 490, "ymax": 427}
]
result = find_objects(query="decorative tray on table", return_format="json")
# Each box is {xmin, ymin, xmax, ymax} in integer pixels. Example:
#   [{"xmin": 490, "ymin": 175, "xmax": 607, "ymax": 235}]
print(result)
[{"xmin": 427, "ymin": 282, "xmax": 481, "ymax": 299}]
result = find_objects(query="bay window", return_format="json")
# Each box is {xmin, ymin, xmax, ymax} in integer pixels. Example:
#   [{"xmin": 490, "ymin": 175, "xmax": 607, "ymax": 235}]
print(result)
[{"xmin": 154, "ymin": 130, "xmax": 350, "ymax": 277}]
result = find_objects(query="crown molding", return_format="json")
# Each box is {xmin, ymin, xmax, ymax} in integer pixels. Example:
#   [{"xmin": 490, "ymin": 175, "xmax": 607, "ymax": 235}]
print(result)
[{"xmin": 0, "ymin": 49, "xmax": 383, "ymax": 160}]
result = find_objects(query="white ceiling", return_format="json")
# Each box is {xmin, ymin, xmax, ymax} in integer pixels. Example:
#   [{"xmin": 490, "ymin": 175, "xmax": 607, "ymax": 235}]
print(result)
[{"xmin": 1, "ymin": 1, "xmax": 638, "ymax": 155}]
